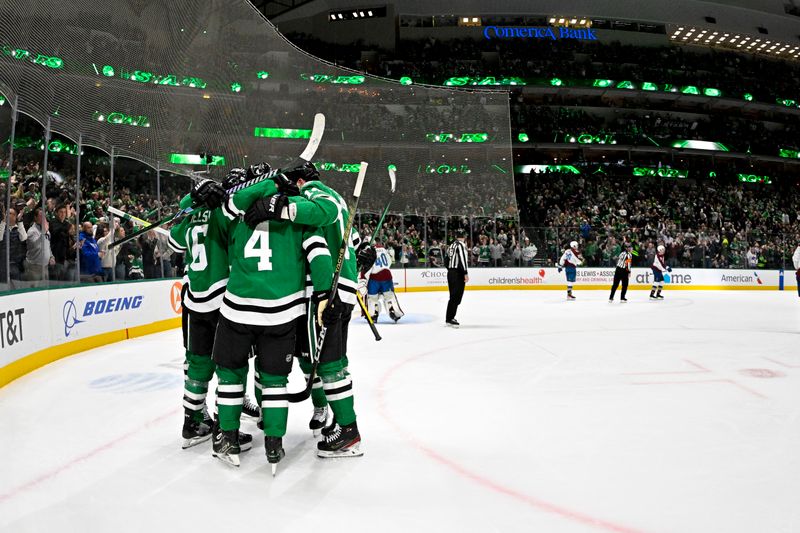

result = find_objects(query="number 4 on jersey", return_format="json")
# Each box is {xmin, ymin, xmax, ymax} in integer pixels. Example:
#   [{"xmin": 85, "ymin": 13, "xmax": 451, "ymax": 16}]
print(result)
[{"xmin": 245, "ymin": 226, "xmax": 273, "ymax": 271}]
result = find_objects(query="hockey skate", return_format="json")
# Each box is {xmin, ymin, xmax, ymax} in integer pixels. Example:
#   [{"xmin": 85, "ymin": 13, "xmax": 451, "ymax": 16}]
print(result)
[
  {"xmin": 567, "ymin": 294, "xmax": 576, "ymax": 300},
  {"xmin": 242, "ymin": 395, "xmax": 260, "ymax": 419},
  {"xmin": 317, "ymin": 421, "xmax": 363, "ymax": 458},
  {"xmin": 309, "ymin": 405, "xmax": 329, "ymax": 437},
  {"xmin": 181, "ymin": 411, "xmax": 212, "ymax": 449},
  {"xmin": 446, "ymin": 319, "xmax": 460, "ymax": 328},
  {"xmin": 265, "ymin": 436, "xmax": 285, "ymax": 476},
  {"xmin": 211, "ymin": 425, "xmax": 253, "ymax": 467}
]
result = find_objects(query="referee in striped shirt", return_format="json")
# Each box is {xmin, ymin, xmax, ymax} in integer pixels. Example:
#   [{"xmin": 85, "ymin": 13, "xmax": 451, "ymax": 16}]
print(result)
[
  {"xmin": 609, "ymin": 242, "xmax": 633, "ymax": 302},
  {"xmin": 446, "ymin": 229, "xmax": 469, "ymax": 327}
]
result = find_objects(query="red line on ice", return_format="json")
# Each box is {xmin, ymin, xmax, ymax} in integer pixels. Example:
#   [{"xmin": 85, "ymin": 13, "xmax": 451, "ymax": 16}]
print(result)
[
  {"xmin": 377, "ymin": 334, "xmax": 647, "ymax": 533},
  {"xmin": 0, "ymin": 408, "xmax": 180, "ymax": 504}
]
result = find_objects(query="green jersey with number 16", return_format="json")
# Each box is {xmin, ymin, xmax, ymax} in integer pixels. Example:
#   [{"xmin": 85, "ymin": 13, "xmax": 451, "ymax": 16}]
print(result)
[
  {"xmin": 168, "ymin": 194, "xmax": 229, "ymax": 313},
  {"xmin": 222, "ymin": 178, "xmax": 333, "ymax": 326}
]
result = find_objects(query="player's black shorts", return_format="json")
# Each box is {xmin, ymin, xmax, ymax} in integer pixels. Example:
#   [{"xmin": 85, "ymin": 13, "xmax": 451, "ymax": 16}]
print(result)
[
  {"xmin": 213, "ymin": 315, "xmax": 296, "ymax": 376},
  {"xmin": 183, "ymin": 308, "xmax": 220, "ymax": 356}
]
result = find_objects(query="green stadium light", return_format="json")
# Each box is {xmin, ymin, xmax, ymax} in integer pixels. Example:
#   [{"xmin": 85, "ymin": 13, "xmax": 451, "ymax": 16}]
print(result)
[
  {"xmin": 518, "ymin": 133, "xmax": 529, "ymax": 142},
  {"xmin": 779, "ymin": 148, "xmax": 800, "ymax": 158},
  {"xmin": 777, "ymin": 98, "xmax": 797, "ymax": 107},
  {"xmin": 671, "ymin": 140, "xmax": 730, "ymax": 151},
  {"xmin": 387, "ymin": 164, "xmax": 397, "ymax": 171},
  {"xmin": 301, "ymin": 74, "xmax": 365, "ymax": 84},
  {"xmin": 593, "ymin": 79, "xmax": 613, "ymax": 88},
  {"xmin": 422, "ymin": 164, "xmax": 471, "ymax": 174},
  {"xmin": 102, "ymin": 65, "xmax": 115, "ymax": 77},
  {"xmin": 550, "ymin": 77, "xmax": 563, "ymax": 86},
  {"xmin": 169, "ymin": 154, "xmax": 226, "ymax": 166},
  {"xmin": 257, "ymin": 71, "xmax": 269, "ymax": 79},
  {"xmin": 316, "ymin": 162, "xmax": 363, "ymax": 172},
  {"xmin": 703, "ymin": 88, "xmax": 721, "ymax": 97},
  {"xmin": 230, "ymin": 82, "xmax": 242, "ymax": 93},
  {"xmin": 4, "ymin": 45, "xmax": 63, "ymax": 69},
  {"xmin": 565, "ymin": 133, "xmax": 616, "ymax": 145},
  {"xmin": 616, "ymin": 80, "xmax": 636, "ymax": 89},
  {"xmin": 633, "ymin": 166, "xmax": 688, "ymax": 179},
  {"xmin": 641, "ymin": 82, "xmax": 658, "ymax": 91},
  {"xmin": 743, "ymin": 93, "xmax": 754, "ymax": 101},
  {"xmin": 399, "ymin": 76, "xmax": 413, "ymax": 85},
  {"xmin": 93, "ymin": 111, "xmax": 149, "ymax": 127},
  {"xmin": 0, "ymin": 95, "xmax": 4, "ymax": 106},
  {"xmin": 426, "ymin": 132, "xmax": 488, "ymax": 143},
  {"xmin": 680, "ymin": 85, "xmax": 700, "ymax": 95},
  {"xmin": 515, "ymin": 164, "xmax": 581, "ymax": 174},
  {"xmin": 253, "ymin": 127, "xmax": 311, "ymax": 139},
  {"xmin": 737, "ymin": 173, "xmax": 772, "ymax": 184}
]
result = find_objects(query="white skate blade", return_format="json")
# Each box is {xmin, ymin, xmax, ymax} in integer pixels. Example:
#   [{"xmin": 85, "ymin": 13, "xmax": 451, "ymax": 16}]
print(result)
[
  {"xmin": 317, "ymin": 443, "xmax": 364, "ymax": 458},
  {"xmin": 271, "ymin": 463, "xmax": 277, "ymax": 476},
  {"xmin": 181, "ymin": 433, "xmax": 212, "ymax": 449},
  {"xmin": 313, "ymin": 428, "xmax": 321, "ymax": 437},
  {"xmin": 212, "ymin": 451, "xmax": 240, "ymax": 468}
]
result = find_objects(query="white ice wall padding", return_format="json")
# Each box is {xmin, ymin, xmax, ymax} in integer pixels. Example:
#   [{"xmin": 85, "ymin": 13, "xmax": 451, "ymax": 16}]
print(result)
[{"xmin": 0, "ymin": 280, "xmax": 182, "ymax": 371}]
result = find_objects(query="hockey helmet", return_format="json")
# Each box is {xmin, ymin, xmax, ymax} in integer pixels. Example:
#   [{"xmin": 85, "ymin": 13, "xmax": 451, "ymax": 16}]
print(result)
[
  {"xmin": 222, "ymin": 167, "xmax": 248, "ymax": 190},
  {"xmin": 570, "ymin": 240, "xmax": 579, "ymax": 249},
  {"xmin": 657, "ymin": 244, "xmax": 666, "ymax": 254},
  {"xmin": 284, "ymin": 161, "xmax": 320, "ymax": 184}
]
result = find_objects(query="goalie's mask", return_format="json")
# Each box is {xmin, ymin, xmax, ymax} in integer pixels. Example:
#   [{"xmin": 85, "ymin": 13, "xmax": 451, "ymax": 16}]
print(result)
[
  {"xmin": 283, "ymin": 162, "xmax": 320, "ymax": 184},
  {"xmin": 222, "ymin": 168, "xmax": 248, "ymax": 190}
]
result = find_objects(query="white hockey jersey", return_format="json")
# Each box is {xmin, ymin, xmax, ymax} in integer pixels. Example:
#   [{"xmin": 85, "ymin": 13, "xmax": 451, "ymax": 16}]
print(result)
[
  {"xmin": 652, "ymin": 254, "xmax": 668, "ymax": 272},
  {"xmin": 793, "ymin": 246, "xmax": 800, "ymax": 270},
  {"xmin": 368, "ymin": 245, "xmax": 394, "ymax": 281},
  {"xmin": 558, "ymin": 248, "xmax": 582, "ymax": 267}
]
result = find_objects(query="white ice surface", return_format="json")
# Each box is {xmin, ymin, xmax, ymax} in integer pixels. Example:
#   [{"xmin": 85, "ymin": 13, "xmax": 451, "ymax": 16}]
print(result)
[{"xmin": 1, "ymin": 290, "xmax": 799, "ymax": 533}]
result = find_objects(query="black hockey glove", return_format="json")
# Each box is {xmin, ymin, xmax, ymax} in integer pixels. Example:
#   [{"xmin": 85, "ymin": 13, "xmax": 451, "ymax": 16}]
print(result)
[
  {"xmin": 271, "ymin": 172, "xmax": 301, "ymax": 196},
  {"xmin": 244, "ymin": 194, "xmax": 288, "ymax": 228},
  {"xmin": 222, "ymin": 168, "xmax": 247, "ymax": 190},
  {"xmin": 246, "ymin": 162, "xmax": 271, "ymax": 180},
  {"xmin": 357, "ymin": 244, "xmax": 377, "ymax": 273},
  {"xmin": 190, "ymin": 179, "xmax": 226, "ymax": 209},
  {"xmin": 320, "ymin": 291, "xmax": 342, "ymax": 327}
]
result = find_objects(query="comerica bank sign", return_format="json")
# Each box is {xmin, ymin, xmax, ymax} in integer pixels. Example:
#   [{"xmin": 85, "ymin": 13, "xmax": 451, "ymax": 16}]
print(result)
[{"xmin": 483, "ymin": 26, "xmax": 599, "ymax": 41}]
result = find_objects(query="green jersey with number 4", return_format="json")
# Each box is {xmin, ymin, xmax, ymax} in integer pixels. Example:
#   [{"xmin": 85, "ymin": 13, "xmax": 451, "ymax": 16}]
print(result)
[
  {"xmin": 285, "ymin": 181, "xmax": 359, "ymax": 305},
  {"xmin": 223, "ymin": 178, "xmax": 333, "ymax": 326},
  {"xmin": 168, "ymin": 195, "xmax": 230, "ymax": 313}
]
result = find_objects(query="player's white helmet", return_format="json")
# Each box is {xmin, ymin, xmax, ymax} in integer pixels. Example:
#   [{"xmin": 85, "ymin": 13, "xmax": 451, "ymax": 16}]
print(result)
[
  {"xmin": 570, "ymin": 240, "xmax": 579, "ymax": 249},
  {"xmin": 657, "ymin": 245, "xmax": 665, "ymax": 254}
]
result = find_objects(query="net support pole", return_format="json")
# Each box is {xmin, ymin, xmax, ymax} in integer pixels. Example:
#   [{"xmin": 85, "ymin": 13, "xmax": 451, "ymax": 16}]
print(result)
[
  {"xmin": 157, "ymin": 163, "xmax": 164, "ymax": 279},
  {"xmin": 4, "ymin": 96, "xmax": 18, "ymax": 287},
  {"xmin": 41, "ymin": 117, "xmax": 51, "ymax": 284},
  {"xmin": 109, "ymin": 146, "xmax": 115, "ymax": 282},
  {"xmin": 75, "ymin": 134, "xmax": 82, "ymax": 280}
]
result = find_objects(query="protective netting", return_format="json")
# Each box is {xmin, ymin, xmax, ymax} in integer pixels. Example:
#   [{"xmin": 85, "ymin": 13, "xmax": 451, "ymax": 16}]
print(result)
[{"xmin": 0, "ymin": 0, "xmax": 515, "ymax": 216}]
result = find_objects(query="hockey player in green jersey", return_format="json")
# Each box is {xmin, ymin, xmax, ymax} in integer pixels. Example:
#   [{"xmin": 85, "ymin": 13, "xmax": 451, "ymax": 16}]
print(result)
[
  {"xmin": 169, "ymin": 178, "xmax": 252, "ymax": 453},
  {"xmin": 213, "ymin": 173, "xmax": 333, "ymax": 470},
  {"xmin": 243, "ymin": 162, "xmax": 375, "ymax": 458}
]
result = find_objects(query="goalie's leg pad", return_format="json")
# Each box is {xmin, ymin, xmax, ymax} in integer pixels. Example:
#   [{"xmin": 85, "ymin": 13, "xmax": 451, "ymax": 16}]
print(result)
[
  {"xmin": 367, "ymin": 293, "xmax": 381, "ymax": 318},
  {"xmin": 383, "ymin": 291, "xmax": 404, "ymax": 320}
]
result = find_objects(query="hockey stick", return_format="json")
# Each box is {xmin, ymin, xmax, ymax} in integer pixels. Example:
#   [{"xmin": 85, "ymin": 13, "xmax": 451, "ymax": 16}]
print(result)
[
  {"xmin": 367, "ymin": 166, "xmax": 397, "ymax": 246},
  {"xmin": 356, "ymin": 291, "xmax": 382, "ymax": 341},
  {"xmin": 288, "ymin": 161, "xmax": 367, "ymax": 404},
  {"xmin": 108, "ymin": 205, "xmax": 194, "ymax": 249},
  {"xmin": 108, "ymin": 206, "xmax": 170, "ymax": 238}
]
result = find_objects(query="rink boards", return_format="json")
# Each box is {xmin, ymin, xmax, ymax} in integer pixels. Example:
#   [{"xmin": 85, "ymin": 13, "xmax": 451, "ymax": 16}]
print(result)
[
  {"xmin": 399, "ymin": 267, "xmax": 798, "ymax": 292},
  {"xmin": 0, "ymin": 269, "xmax": 795, "ymax": 387},
  {"xmin": 0, "ymin": 280, "xmax": 183, "ymax": 387}
]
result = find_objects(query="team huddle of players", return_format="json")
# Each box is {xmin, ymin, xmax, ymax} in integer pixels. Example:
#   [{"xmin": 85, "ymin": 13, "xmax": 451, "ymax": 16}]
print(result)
[
  {"xmin": 169, "ymin": 162, "xmax": 381, "ymax": 471},
  {"xmin": 558, "ymin": 241, "xmax": 673, "ymax": 300}
]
